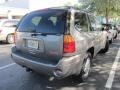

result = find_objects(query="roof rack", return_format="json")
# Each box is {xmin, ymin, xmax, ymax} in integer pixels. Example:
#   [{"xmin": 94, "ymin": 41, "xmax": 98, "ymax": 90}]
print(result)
[{"xmin": 50, "ymin": 6, "xmax": 74, "ymax": 10}]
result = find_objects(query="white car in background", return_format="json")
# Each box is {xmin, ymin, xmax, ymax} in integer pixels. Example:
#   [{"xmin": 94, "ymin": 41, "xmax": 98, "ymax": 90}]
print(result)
[
  {"xmin": 110, "ymin": 24, "xmax": 118, "ymax": 39},
  {"xmin": 116, "ymin": 24, "xmax": 120, "ymax": 33},
  {"xmin": 0, "ymin": 19, "xmax": 19, "ymax": 44},
  {"xmin": 102, "ymin": 24, "xmax": 117, "ymax": 43}
]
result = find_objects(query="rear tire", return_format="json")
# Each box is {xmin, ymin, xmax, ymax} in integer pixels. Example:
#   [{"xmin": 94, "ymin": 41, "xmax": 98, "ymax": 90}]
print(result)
[
  {"xmin": 109, "ymin": 38, "xmax": 113, "ymax": 44},
  {"xmin": 78, "ymin": 53, "xmax": 92, "ymax": 82},
  {"xmin": 6, "ymin": 34, "xmax": 14, "ymax": 44},
  {"xmin": 114, "ymin": 34, "xmax": 117, "ymax": 39},
  {"xmin": 99, "ymin": 40, "xmax": 109, "ymax": 54}
]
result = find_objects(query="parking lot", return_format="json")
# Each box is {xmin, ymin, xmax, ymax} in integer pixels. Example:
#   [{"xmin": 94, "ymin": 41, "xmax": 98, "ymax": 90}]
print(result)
[{"xmin": 0, "ymin": 35, "xmax": 120, "ymax": 90}]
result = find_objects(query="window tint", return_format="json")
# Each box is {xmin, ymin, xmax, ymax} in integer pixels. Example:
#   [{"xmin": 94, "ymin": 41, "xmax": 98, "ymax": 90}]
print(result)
[
  {"xmin": 88, "ymin": 15, "xmax": 97, "ymax": 31},
  {"xmin": 49, "ymin": 17, "xmax": 57, "ymax": 25},
  {"xmin": 3, "ymin": 20, "xmax": 18, "ymax": 27},
  {"xmin": 89, "ymin": 16, "xmax": 95, "ymax": 25},
  {"xmin": 95, "ymin": 21, "xmax": 103, "ymax": 31},
  {"xmin": 74, "ymin": 12, "xmax": 89, "ymax": 32},
  {"xmin": 18, "ymin": 9, "xmax": 67, "ymax": 34},
  {"xmin": 32, "ymin": 17, "xmax": 41, "ymax": 26}
]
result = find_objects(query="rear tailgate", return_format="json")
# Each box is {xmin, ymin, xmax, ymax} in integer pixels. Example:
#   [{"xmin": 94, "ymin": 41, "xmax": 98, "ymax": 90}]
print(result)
[
  {"xmin": 15, "ymin": 32, "xmax": 63, "ymax": 62},
  {"xmin": 15, "ymin": 9, "xmax": 67, "ymax": 63}
]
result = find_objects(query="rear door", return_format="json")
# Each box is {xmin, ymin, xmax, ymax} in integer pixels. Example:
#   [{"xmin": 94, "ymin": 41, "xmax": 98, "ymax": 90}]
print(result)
[
  {"xmin": 74, "ymin": 12, "xmax": 96, "ymax": 52},
  {"xmin": 15, "ymin": 9, "xmax": 67, "ymax": 62},
  {"xmin": 87, "ymin": 15, "xmax": 103, "ymax": 53}
]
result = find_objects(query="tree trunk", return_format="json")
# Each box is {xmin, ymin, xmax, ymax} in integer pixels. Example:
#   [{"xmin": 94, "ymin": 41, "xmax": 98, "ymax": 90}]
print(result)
[{"xmin": 105, "ymin": 8, "xmax": 109, "ymax": 24}]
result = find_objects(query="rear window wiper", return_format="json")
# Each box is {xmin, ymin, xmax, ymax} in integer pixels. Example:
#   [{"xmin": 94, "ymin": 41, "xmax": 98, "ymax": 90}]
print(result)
[
  {"xmin": 31, "ymin": 33, "xmax": 61, "ymax": 36},
  {"xmin": 31, "ymin": 33, "xmax": 47, "ymax": 36}
]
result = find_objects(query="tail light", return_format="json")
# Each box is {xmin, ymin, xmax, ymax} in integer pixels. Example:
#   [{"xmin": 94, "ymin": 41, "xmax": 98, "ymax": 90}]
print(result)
[{"xmin": 63, "ymin": 35, "xmax": 75, "ymax": 53}]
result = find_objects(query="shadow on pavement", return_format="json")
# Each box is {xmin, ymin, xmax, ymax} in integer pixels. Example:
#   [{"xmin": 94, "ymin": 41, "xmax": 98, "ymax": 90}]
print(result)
[
  {"xmin": 35, "ymin": 38, "xmax": 120, "ymax": 90},
  {"xmin": 0, "ymin": 41, "xmax": 8, "ymax": 45},
  {"xmin": 20, "ymin": 39, "xmax": 120, "ymax": 90},
  {"xmin": 1, "ymin": 37, "xmax": 120, "ymax": 90}
]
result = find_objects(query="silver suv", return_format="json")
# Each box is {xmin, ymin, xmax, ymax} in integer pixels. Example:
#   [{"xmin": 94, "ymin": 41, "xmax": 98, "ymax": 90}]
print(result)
[{"xmin": 11, "ymin": 7, "xmax": 109, "ymax": 81}]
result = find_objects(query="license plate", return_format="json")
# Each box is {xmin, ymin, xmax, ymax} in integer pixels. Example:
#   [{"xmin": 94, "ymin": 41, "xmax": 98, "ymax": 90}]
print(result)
[{"xmin": 27, "ymin": 40, "xmax": 38, "ymax": 49}]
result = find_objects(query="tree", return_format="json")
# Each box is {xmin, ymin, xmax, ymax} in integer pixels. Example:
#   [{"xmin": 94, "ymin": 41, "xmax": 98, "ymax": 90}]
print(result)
[{"xmin": 77, "ymin": 0, "xmax": 120, "ymax": 23}]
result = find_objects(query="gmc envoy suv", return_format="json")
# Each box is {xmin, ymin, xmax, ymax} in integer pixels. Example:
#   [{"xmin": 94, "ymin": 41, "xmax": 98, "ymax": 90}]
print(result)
[{"xmin": 11, "ymin": 7, "xmax": 109, "ymax": 81}]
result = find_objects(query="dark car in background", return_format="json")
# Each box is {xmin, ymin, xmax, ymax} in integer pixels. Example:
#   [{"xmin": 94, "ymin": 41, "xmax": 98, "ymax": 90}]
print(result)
[{"xmin": 102, "ymin": 23, "xmax": 118, "ymax": 43}]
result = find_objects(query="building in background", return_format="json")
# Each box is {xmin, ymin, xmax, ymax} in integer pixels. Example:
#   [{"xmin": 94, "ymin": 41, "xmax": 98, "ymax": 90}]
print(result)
[
  {"xmin": 0, "ymin": 0, "xmax": 79, "ymax": 19},
  {"xmin": 0, "ymin": 6, "xmax": 28, "ymax": 19},
  {"xmin": 0, "ymin": 0, "xmax": 6, "ymax": 4},
  {"xmin": 0, "ymin": 0, "xmax": 29, "ymax": 19},
  {"xmin": 29, "ymin": 0, "xmax": 78, "ymax": 11}
]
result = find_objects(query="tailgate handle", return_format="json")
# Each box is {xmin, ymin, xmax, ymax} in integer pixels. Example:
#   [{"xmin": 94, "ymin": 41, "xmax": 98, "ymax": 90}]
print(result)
[{"xmin": 31, "ymin": 33, "xmax": 47, "ymax": 36}]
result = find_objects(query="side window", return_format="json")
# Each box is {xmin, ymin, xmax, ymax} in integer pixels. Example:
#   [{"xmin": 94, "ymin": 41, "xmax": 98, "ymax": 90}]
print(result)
[
  {"xmin": 74, "ymin": 12, "xmax": 89, "ymax": 32},
  {"xmin": 95, "ymin": 21, "xmax": 103, "ymax": 31},
  {"xmin": 88, "ymin": 15, "xmax": 96, "ymax": 31}
]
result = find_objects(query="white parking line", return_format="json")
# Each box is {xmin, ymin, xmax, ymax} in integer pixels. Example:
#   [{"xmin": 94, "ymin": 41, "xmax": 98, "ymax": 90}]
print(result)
[
  {"xmin": 0, "ymin": 63, "xmax": 16, "ymax": 70},
  {"xmin": 105, "ymin": 48, "xmax": 120, "ymax": 89}
]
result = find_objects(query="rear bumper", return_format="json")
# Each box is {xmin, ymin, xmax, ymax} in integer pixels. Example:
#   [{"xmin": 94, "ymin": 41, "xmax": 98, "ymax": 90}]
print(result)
[{"xmin": 11, "ymin": 47, "xmax": 84, "ymax": 78}]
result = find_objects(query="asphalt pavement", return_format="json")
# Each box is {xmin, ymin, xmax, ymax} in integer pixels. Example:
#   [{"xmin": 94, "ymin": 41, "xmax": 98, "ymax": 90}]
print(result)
[{"xmin": 0, "ymin": 35, "xmax": 120, "ymax": 90}]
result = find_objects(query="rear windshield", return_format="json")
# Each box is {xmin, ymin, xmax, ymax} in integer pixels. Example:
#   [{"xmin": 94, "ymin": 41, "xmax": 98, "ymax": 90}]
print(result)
[{"xmin": 17, "ymin": 9, "xmax": 67, "ymax": 34}]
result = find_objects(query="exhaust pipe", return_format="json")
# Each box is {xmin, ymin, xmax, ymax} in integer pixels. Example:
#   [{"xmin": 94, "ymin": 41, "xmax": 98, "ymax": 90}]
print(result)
[
  {"xmin": 25, "ymin": 68, "xmax": 33, "ymax": 72},
  {"xmin": 53, "ymin": 68, "xmax": 63, "ymax": 78}
]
